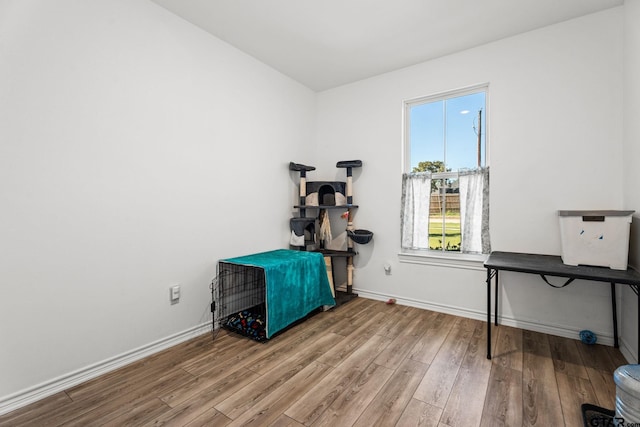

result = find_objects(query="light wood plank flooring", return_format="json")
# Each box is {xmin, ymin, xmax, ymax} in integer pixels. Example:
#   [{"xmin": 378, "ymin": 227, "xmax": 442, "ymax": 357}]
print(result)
[{"xmin": 0, "ymin": 298, "xmax": 627, "ymax": 426}]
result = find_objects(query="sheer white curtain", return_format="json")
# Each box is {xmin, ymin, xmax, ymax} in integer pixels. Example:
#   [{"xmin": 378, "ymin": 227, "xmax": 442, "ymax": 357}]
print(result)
[
  {"xmin": 401, "ymin": 173, "xmax": 431, "ymax": 249},
  {"xmin": 459, "ymin": 168, "xmax": 490, "ymax": 254}
]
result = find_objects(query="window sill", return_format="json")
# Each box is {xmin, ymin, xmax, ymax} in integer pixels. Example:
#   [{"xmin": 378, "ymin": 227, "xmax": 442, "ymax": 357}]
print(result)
[{"xmin": 398, "ymin": 250, "xmax": 487, "ymax": 271}]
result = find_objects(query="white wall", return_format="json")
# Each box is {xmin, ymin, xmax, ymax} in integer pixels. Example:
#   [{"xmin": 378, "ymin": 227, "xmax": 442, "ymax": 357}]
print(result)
[
  {"xmin": 621, "ymin": 0, "xmax": 640, "ymax": 362},
  {"xmin": 316, "ymin": 8, "xmax": 625, "ymax": 348},
  {"xmin": 0, "ymin": 0, "xmax": 316, "ymax": 407}
]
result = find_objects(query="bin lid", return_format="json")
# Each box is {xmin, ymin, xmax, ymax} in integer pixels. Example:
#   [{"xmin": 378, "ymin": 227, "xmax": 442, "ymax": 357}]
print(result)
[
  {"xmin": 558, "ymin": 210, "xmax": 635, "ymax": 217},
  {"xmin": 614, "ymin": 364, "xmax": 640, "ymax": 391}
]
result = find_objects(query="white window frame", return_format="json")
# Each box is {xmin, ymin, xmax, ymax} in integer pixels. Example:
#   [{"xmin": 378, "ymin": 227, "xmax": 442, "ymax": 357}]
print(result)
[{"xmin": 400, "ymin": 83, "xmax": 490, "ymax": 268}]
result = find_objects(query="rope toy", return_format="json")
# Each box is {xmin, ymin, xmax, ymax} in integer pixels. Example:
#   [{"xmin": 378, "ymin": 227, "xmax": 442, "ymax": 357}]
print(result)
[{"xmin": 579, "ymin": 330, "xmax": 597, "ymax": 345}]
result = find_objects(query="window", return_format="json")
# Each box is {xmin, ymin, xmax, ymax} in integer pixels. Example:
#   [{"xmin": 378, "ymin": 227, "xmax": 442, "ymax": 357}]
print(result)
[{"xmin": 401, "ymin": 84, "xmax": 490, "ymax": 254}]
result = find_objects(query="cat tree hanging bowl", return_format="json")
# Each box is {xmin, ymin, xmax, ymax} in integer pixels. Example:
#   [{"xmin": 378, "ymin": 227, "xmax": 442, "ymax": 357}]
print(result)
[{"xmin": 347, "ymin": 229, "xmax": 373, "ymax": 244}]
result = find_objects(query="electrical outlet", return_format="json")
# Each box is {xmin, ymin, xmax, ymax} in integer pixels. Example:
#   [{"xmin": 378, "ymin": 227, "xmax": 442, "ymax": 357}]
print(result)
[
  {"xmin": 384, "ymin": 263, "xmax": 392, "ymax": 275},
  {"xmin": 170, "ymin": 285, "xmax": 180, "ymax": 303}
]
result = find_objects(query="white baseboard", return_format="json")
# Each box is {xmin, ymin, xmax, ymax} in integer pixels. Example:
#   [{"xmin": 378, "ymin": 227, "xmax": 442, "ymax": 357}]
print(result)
[
  {"xmin": 354, "ymin": 288, "xmax": 619, "ymax": 348},
  {"xmin": 0, "ymin": 322, "xmax": 212, "ymax": 416},
  {"xmin": 618, "ymin": 336, "xmax": 639, "ymax": 364}
]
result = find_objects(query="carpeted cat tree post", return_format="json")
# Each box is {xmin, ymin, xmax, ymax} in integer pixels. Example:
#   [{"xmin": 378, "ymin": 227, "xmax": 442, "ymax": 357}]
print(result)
[
  {"xmin": 337, "ymin": 160, "xmax": 362, "ymax": 292},
  {"xmin": 289, "ymin": 162, "xmax": 316, "ymax": 248}
]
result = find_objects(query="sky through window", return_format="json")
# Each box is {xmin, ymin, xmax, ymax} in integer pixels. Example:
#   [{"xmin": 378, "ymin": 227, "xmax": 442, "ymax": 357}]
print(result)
[{"xmin": 409, "ymin": 91, "xmax": 486, "ymax": 171}]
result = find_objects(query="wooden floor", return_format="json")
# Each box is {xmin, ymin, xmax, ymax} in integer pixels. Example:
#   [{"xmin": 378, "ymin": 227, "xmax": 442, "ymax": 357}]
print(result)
[{"xmin": 0, "ymin": 298, "xmax": 628, "ymax": 427}]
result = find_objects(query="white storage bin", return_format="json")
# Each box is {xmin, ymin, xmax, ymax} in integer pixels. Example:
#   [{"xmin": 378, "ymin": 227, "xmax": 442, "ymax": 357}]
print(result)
[{"xmin": 558, "ymin": 210, "xmax": 634, "ymax": 270}]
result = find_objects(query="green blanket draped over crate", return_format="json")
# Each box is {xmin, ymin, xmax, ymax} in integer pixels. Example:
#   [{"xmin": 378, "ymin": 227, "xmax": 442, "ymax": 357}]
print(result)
[{"xmin": 221, "ymin": 249, "xmax": 335, "ymax": 338}]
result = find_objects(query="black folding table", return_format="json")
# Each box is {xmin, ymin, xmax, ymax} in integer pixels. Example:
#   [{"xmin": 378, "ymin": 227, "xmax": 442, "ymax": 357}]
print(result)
[{"xmin": 484, "ymin": 251, "xmax": 640, "ymax": 361}]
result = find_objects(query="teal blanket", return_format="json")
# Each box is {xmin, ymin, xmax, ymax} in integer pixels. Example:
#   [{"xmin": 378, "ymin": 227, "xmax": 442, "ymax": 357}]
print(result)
[{"xmin": 222, "ymin": 249, "xmax": 335, "ymax": 338}]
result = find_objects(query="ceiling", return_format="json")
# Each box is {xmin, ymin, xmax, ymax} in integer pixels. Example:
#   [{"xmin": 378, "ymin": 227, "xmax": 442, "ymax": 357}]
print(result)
[{"xmin": 150, "ymin": 0, "xmax": 623, "ymax": 91}]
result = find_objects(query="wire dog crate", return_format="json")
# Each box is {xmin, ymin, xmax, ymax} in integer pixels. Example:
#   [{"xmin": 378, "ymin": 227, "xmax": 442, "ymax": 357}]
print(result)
[{"xmin": 211, "ymin": 261, "xmax": 267, "ymax": 341}]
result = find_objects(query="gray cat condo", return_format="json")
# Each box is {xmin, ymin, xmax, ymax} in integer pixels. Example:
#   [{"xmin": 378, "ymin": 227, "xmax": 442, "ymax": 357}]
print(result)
[{"xmin": 288, "ymin": 160, "xmax": 373, "ymax": 249}]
